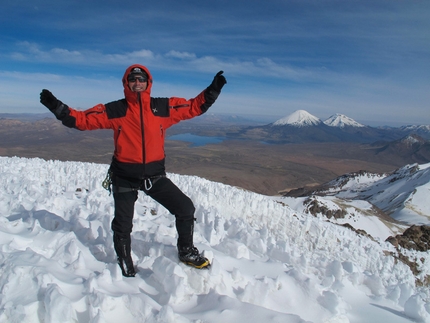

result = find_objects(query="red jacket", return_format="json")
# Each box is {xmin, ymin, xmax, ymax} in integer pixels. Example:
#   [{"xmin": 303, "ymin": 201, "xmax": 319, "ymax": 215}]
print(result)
[{"xmin": 61, "ymin": 64, "xmax": 220, "ymax": 178}]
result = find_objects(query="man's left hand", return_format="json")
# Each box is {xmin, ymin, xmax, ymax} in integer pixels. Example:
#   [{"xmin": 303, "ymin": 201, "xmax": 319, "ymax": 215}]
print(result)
[{"xmin": 209, "ymin": 71, "xmax": 227, "ymax": 93}]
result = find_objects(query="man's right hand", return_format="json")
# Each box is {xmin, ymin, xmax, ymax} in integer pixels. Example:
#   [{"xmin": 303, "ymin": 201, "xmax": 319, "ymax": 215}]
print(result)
[
  {"xmin": 40, "ymin": 89, "xmax": 60, "ymax": 111},
  {"xmin": 40, "ymin": 89, "xmax": 69, "ymax": 120}
]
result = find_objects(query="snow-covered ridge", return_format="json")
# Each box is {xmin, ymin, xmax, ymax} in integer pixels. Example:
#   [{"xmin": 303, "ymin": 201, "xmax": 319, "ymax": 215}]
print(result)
[
  {"xmin": 401, "ymin": 125, "xmax": 430, "ymax": 132},
  {"xmin": 301, "ymin": 163, "xmax": 430, "ymax": 226},
  {"xmin": 0, "ymin": 156, "xmax": 429, "ymax": 322}
]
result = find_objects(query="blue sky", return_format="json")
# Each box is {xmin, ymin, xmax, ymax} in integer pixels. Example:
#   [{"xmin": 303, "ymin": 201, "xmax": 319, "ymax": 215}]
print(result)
[{"xmin": 1, "ymin": 0, "xmax": 429, "ymax": 126}]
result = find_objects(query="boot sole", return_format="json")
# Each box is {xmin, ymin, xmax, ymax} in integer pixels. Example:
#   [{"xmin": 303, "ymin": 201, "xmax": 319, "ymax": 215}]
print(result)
[{"xmin": 180, "ymin": 259, "xmax": 211, "ymax": 269}]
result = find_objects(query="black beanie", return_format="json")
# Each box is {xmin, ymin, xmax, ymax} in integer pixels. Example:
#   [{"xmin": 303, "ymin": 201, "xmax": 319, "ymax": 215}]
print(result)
[{"xmin": 128, "ymin": 67, "xmax": 148, "ymax": 81}]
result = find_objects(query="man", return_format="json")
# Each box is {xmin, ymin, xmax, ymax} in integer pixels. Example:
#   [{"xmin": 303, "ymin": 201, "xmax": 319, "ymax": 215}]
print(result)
[{"xmin": 40, "ymin": 64, "xmax": 226, "ymax": 276}]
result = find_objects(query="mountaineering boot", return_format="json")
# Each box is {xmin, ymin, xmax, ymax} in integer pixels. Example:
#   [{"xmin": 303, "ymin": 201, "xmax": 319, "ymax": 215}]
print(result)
[
  {"xmin": 178, "ymin": 245, "xmax": 211, "ymax": 269},
  {"xmin": 113, "ymin": 233, "xmax": 136, "ymax": 277},
  {"xmin": 175, "ymin": 218, "xmax": 195, "ymax": 248},
  {"xmin": 176, "ymin": 218, "xmax": 210, "ymax": 268},
  {"xmin": 117, "ymin": 255, "xmax": 136, "ymax": 277}
]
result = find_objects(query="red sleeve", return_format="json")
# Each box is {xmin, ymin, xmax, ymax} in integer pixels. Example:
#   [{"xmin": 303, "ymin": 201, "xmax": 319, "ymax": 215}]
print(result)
[
  {"xmin": 67, "ymin": 104, "xmax": 112, "ymax": 130},
  {"xmin": 167, "ymin": 90, "xmax": 207, "ymax": 125}
]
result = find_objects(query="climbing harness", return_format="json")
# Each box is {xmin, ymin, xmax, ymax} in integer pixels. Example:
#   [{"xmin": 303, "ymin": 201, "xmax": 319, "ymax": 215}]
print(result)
[
  {"xmin": 102, "ymin": 169, "xmax": 113, "ymax": 195},
  {"xmin": 103, "ymin": 172, "xmax": 166, "ymax": 195}
]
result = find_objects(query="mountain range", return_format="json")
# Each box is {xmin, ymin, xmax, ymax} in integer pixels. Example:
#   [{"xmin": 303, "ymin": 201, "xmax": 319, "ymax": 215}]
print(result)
[
  {"xmin": 373, "ymin": 134, "xmax": 430, "ymax": 164},
  {"xmin": 232, "ymin": 109, "xmax": 430, "ymax": 144}
]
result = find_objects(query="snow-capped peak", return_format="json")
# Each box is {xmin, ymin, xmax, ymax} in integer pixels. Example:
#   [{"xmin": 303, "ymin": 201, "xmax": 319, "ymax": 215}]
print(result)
[
  {"xmin": 323, "ymin": 113, "xmax": 365, "ymax": 128},
  {"xmin": 399, "ymin": 134, "xmax": 426, "ymax": 146},
  {"xmin": 273, "ymin": 110, "xmax": 321, "ymax": 127}
]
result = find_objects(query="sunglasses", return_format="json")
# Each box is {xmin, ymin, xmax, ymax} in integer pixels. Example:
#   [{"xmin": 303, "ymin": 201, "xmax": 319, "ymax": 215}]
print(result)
[{"xmin": 128, "ymin": 76, "xmax": 147, "ymax": 83}]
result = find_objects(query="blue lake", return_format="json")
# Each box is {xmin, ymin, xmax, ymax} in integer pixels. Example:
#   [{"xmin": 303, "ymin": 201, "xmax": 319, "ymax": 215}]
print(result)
[{"xmin": 167, "ymin": 133, "xmax": 225, "ymax": 147}]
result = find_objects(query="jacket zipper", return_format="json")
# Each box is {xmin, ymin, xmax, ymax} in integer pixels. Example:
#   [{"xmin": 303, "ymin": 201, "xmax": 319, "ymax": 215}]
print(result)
[
  {"xmin": 114, "ymin": 126, "xmax": 122, "ymax": 156},
  {"xmin": 85, "ymin": 110, "xmax": 105, "ymax": 116},
  {"xmin": 138, "ymin": 93, "xmax": 146, "ymax": 173}
]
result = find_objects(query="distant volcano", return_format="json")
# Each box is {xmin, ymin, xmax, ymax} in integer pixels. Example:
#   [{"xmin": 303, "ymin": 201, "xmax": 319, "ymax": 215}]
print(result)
[
  {"xmin": 323, "ymin": 113, "xmax": 365, "ymax": 128},
  {"xmin": 272, "ymin": 110, "xmax": 321, "ymax": 127}
]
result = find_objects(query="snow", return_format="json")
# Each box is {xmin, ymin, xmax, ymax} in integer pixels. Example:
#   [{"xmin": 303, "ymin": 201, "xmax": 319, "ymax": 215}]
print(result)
[
  {"xmin": 323, "ymin": 113, "xmax": 365, "ymax": 128},
  {"xmin": 280, "ymin": 195, "xmax": 406, "ymax": 241},
  {"xmin": 273, "ymin": 110, "xmax": 321, "ymax": 127},
  {"xmin": 1, "ymin": 156, "xmax": 430, "ymax": 323},
  {"xmin": 401, "ymin": 135, "xmax": 422, "ymax": 146}
]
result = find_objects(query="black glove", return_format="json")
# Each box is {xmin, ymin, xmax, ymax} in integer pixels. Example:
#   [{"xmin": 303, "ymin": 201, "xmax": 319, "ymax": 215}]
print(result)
[
  {"xmin": 40, "ymin": 89, "xmax": 68, "ymax": 119},
  {"xmin": 209, "ymin": 71, "xmax": 226, "ymax": 93},
  {"xmin": 40, "ymin": 89, "xmax": 60, "ymax": 111}
]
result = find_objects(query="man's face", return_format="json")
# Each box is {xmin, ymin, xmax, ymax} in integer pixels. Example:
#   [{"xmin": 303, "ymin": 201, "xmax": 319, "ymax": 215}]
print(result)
[{"xmin": 128, "ymin": 75, "xmax": 148, "ymax": 92}]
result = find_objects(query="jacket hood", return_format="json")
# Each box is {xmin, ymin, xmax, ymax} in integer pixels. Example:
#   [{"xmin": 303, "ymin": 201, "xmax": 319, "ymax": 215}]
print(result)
[{"xmin": 122, "ymin": 64, "xmax": 153, "ymax": 100}]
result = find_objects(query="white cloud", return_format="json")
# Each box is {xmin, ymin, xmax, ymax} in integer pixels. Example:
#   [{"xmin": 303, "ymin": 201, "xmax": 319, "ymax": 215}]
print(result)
[
  {"xmin": 165, "ymin": 50, "xmax": 197, "ymax": 60},
  {"xmin": 0, "ymin": 71, "xmax": 122, "ymax": 112},
  {"xmin": 7, "ymin": 42, "xmax": 332, "ymax": 82}
]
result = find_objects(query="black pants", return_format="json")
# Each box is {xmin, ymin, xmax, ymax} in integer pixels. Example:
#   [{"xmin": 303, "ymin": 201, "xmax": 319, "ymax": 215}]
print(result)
[{"xmin": 111, "ymin": 175, "xmax": 196, "ymax": 248}]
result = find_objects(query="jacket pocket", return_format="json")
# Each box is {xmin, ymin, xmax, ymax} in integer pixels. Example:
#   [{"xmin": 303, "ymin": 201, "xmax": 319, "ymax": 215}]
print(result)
[{"xmin": 170, "ymin": 104, "xmax": 190, "ymax": 109}]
